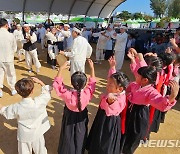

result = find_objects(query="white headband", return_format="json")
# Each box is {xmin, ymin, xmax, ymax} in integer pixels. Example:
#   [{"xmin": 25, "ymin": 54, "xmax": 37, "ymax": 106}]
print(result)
[{"xmin": 73, "ymin": 27, "xmax": 81, "ymax": 34}]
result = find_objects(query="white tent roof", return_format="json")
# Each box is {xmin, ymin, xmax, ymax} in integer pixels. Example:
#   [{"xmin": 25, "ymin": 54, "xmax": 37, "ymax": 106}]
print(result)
[{"xmin": 0, "ymin": 0, "xmax": 126, "ymax": 18}]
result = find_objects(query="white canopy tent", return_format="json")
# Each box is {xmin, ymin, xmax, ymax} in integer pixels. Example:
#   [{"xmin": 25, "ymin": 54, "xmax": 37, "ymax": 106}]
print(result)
[{"xmin": 0, "ymin": 0, "xmax": 126, "ymax": 21}]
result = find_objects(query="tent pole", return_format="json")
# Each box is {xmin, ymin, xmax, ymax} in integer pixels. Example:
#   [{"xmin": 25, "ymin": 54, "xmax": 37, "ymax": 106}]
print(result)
[{"xmin": 22, "ymin": 0, "xmax": 27, "ymax": 22}]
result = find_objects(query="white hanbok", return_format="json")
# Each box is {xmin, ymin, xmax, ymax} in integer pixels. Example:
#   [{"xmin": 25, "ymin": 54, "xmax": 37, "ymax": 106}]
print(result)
[
  {"xmin": 0, "ymin": 85, "xmax": 51, "ymax": 154},
  {"xmin": 64, "ymin": 36, "xmax": 92, "ymax": 75},
  {"xmin": 112, "ymin": 32, "xmax": 128, "ymax": 70},
  {"xmin": 92, "ymin": 32, "xmax": 108, "ymax": 61},
  {"xmin": 0, "ymin": 27, "xmax": 17, "ymax": 90}
]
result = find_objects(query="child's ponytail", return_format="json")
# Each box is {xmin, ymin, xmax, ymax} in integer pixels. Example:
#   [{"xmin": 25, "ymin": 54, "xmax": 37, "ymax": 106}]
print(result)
[
  {"xmin": 71, "ymin": 71, "xmax": 87, "ymax": 112},
  {"xmin": 77, "ymin": 89, "xmax": 82, "ymax": 112}
]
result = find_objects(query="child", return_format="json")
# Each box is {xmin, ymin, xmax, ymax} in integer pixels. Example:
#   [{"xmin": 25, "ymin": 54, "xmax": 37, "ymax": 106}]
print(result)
[
  {"xmin": 86, "ymin": 57, "xmax": 130, "ymax": 154},
  {"xmin": 0, "ymin": 77, "xmax": 51, "ymax": 154},
  {"xmin": 92, "ymin": 30, "xmax": 109, "ymax": 64},
  {"xmin": 53, "ymin": 59, "xmax": 96, "ymax": 154},
  {"xmin": 121, "ymin": 65, "xmax": 179, "ymax": 154}
]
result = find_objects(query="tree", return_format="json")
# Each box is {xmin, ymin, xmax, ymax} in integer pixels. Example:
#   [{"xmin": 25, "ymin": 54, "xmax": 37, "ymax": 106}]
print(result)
[
  {"xmin": 168, "ymin": 0, "xmax": 180, "ymax": 18},
  {"xmin": 133, "ymin": 12, "xmax": 143, "ymax": 19},
  {"xmin": 150, "ymin": 0, "xmax": 167, "ymax": 18},
  {"xmin": 116, "ymin": 11, "xmax": 132, "ymax": 20}
]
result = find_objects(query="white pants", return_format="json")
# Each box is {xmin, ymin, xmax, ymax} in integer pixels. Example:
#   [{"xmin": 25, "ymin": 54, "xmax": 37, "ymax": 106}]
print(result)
[
  {"xmin": 114, "ymin": 50, "xmax": 125, "ymax": 71},
  {"xmin": 17, "ymin": 49, "xmax": 25, "ymax": 56},
  {"xmin": 25, "ymin": 49, "xmax": 41, "ymax": 69},
  {"xmin": 70, "ymin": 61, "xmax": 85, "ymax": 76},
  {"xmin": 0, "ymin": 62, "xmax": 16, "ymax": 90},
  {"xmin": 48, "ymin": 44, "xmax": 59, "ymax": 60},
  {"xmin": 18, "ymin": 135, "xmax": 47, "ymax": 154},
  {"xmin": 96, "ymin": 48, "xmax": 104, "ymax": 61}
]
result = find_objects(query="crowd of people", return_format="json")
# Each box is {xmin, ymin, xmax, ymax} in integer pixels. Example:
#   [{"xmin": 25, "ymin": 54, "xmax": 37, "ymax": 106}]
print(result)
[{"xmin": 0, "ymin": 17, "xmax": 180, "ymax": 154}]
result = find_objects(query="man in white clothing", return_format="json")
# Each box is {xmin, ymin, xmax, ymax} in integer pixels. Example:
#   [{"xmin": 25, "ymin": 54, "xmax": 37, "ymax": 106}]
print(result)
[
  {"xmin": 0, "ymin": 77, "xmax": 51, "ymax": 154},
  {"xmin": 60, "ymin": 27, "xmax": 92, "ymax": 75},
  {"xmin": 60, "ymin": 24, "xmax": 73, "ymax": 52},
  {"xmin": 112, "ymin": 26, "xmax": 128, "ymax": 70},
  {"xmin": 104, "ymin": 24, "xmax": 115, "ymax": 60},
  {"xmin": 37, "ymin": 24, "xmax": 46, "ymax": 50},
  {"xmin": 13, "ymin": 24, "xmax": 25, "ymax": 62},
  {"xmin": 0, "ymin": 18, "xmax": 17, "ymax": 97},
  {"xmin": 23, "ymin": 24, "xmax": 41, "ymax": 73}
]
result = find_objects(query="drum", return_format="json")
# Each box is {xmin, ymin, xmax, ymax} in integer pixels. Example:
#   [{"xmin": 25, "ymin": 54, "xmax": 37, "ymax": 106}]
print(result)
[{"xmin": 56, "ymin": 54, "xmax": 67, "ymax": 67}]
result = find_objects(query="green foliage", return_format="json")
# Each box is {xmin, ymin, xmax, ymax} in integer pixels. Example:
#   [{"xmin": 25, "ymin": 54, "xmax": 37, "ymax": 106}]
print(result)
[
  {"xmin": 150, "ymin": 0, "xmax": 167, "ymax": 17},
  {"xmin": 133, "ymin": 12, "xmax": 143, "ymax": 19},
  {"xmin": 168, "ymin": 0, "xmax": 180, "ymax": 18},
  {"xmin": 116, "ymin": 11, "xmax": 132, "ymax": 20}
]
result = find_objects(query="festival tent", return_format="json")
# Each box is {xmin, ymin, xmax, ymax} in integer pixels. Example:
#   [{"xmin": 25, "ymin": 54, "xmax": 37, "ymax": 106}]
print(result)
[
  {"xmin": 125, "ymin": 19, "xmax": 140, "ymax": 28},
  {"xmin": 169, "ymin": 18, "xmax": 180, "ymax": 29},
  {"xmin": 70, "ymin": 17, "xmax": 95, "ymax": 28},
  {"xmin": 150, "ymin": 18, "xmax": 160, "ymax": 28},
  {"xmin": 0, "ymin": 0, "xmax": 126, "ymax": 19}
]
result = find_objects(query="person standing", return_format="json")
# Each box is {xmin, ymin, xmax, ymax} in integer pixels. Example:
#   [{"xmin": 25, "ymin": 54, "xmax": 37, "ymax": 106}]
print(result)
[
  {"xmin": 37, "ymin": 24, "xmax": 46, "ymax": 50},
  {"xmin": 60, "ymin": 24, "xmax": 73, "ymax": 52},
  {"xmin": 104, "ymin": 24, "xmax": 115, "ymax": 60},
  {"xmin": 23, "ymin": 24, "xmax": 41, "ymax": 73},
  {"xmin": 0, "ymin": 18, "xmax": 17, "ymax": 97},
  {"xmin": 60, "ymin": 27, "xmax": 92, "ymax": 75},
  {"xmin": 112, "ymin": 26, "xmax": 128, "ymax": 71},
  {"xmin": 13, "ymin": 24, "xmax": 25, "ymax": 62}
]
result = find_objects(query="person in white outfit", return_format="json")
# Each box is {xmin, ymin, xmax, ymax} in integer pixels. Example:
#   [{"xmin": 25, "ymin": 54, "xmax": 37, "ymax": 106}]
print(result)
[
  {"xmin": 60, "ymin": 24, "xmax": 73, "ymax": 52},
  {"xmin": 23, "ymin": 24, "xmax": 41, "ymax": 73},
  {"xmin": 60, "ymin": 27, "xmax": 92, "ymax": 75},
  {"xmin": 104, "ymin": 24, "xmax": 115, "ymax": 60},
  {"xmin": 13, "ymin": 24, "xmax": 25, "ymax": 62},
  {"xmin": 46, "ymin": 27, "xmax": 59, "ymax": 69},
  {"xmin": 92, "ymin": 30, "xmax": 109, "ymax": 64},
  {"xmin": 37, "ymin": 24, "xmax": 46, "ymax": 50},
  {"xmin": 112, "ymin": 26, "xmax": 128, "ymax": 70},
  {"xmin": 0, "ymin": 18, "xmax": 17, "ymax": 97},
  {"xmin": 0, "ymin": 77, "xmax": 51, "ymax": 154}
]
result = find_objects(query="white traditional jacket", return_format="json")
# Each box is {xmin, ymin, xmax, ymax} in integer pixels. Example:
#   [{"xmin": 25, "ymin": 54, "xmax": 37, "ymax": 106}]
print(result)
[{"xmin": 0, "ymin": 85, "xmax": 51, "ymax": 142}]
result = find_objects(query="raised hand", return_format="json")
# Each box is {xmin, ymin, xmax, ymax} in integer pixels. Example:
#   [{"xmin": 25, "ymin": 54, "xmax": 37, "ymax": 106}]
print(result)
[
  {"xmin": 169, "ymin": 80, "xmax": 179, "ymax": 103},
  {"xmin": 108, "ymin": 56, "xmax": 116, "ymax": 68},
  {"xmin": 31, "ymin": 77, "xmax": 45, "ymax": 86}
]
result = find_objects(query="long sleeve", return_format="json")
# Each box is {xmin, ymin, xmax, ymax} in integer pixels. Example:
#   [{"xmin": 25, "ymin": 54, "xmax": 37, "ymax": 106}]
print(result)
[
  {"xmin": 0, "ymin": 104, "xmax": 19, "ymax": 119},
  {"xmin": 34, "ymin": 85, "xmax": 52, "ymax": 106},
  {"xmin": 100, "ymin": 93, "xmax": 126, "ymax": 116},
  {"xmin": 61, "ymin": 30, "xmax": 71, "ymax": 38},
  {"xmin": 53, "ymin": 77, "xmax": 96, "ymax": 111},
  {"xmin": 12, "ymin": 34, "xmax": 17, "ymax": 53},
  {"xmin": 108, "ymin": 68, "xmax": 116, "ymax": 78},
  {"xmin": 30, "ymin": 33, "xmax": 37, "ymax": 44},
  {"xmin": 146, "ymin": 90, "xmax": 176, "ymax": 112},
  {"xmin": 86, "ymin": 42, "xmax": 92, "ymax": 58},
  {"xmin": 64, "ymin": 40, "xmax": 77, "ymax": 58},
  {"xmin": 130, "ymin": 57, "xmax": 147, "ymax": 76},
  {"xmin": 53, "ymin": 77, "xmax": 74, "ymax": 103},
  {"xmin": 82, "ymin": 77, "xmax": 96, "ymax": 101}
]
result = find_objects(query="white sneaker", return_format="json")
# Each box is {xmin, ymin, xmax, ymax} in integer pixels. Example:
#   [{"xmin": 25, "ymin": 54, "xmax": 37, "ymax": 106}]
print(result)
[
  {"xmin": 28, "ymin": 69, "xmax": 32, "ymax": 73},
  {"xmin": 52, "ymin": 66, "xmax": 56, "ymax": 70},
  {"xmin": 11, "ymin": 90, "xmax": 17, "ymax": 96},
  {"xmin": 36, "ymin": 68, "xmax": 40, "ymax": 73},
  {"xmin": 0, "ymin": 90, "xmax": 3, "ymax": 98}
]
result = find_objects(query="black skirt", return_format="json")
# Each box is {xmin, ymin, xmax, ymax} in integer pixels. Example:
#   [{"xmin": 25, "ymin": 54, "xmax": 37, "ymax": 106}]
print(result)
[
  {"xmin": 121, "ymin": 103, "xmax": 149, "ymax": 154},
  {"xmin": 86, "ymin": 108, "xmax": 121, "ymax": 154},
  {"xmin": 150, "ymin": 109, "xmax": 162, "ymax": 133},
  {"xmin": 58, "ymin": 106, "xmax": 88, "ymax": 154}
]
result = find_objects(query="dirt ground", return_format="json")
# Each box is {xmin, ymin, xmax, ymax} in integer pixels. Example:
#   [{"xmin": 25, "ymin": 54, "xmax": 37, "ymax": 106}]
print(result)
[{"xmin": 0, "ymin": 43, "xmax": 179, "ymax": 154}]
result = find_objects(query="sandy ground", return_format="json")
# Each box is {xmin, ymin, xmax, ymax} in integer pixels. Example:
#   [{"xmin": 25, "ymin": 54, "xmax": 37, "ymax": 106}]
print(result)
[{"xmin": 0, "ymin": 43, "xmax": 180, "ymax": 154}]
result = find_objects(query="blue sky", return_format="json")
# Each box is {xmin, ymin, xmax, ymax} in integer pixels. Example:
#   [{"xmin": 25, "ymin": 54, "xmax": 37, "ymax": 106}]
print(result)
[{"xmin": 115, "ymin": 0, "xmax": 153, "ymax": 15}]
